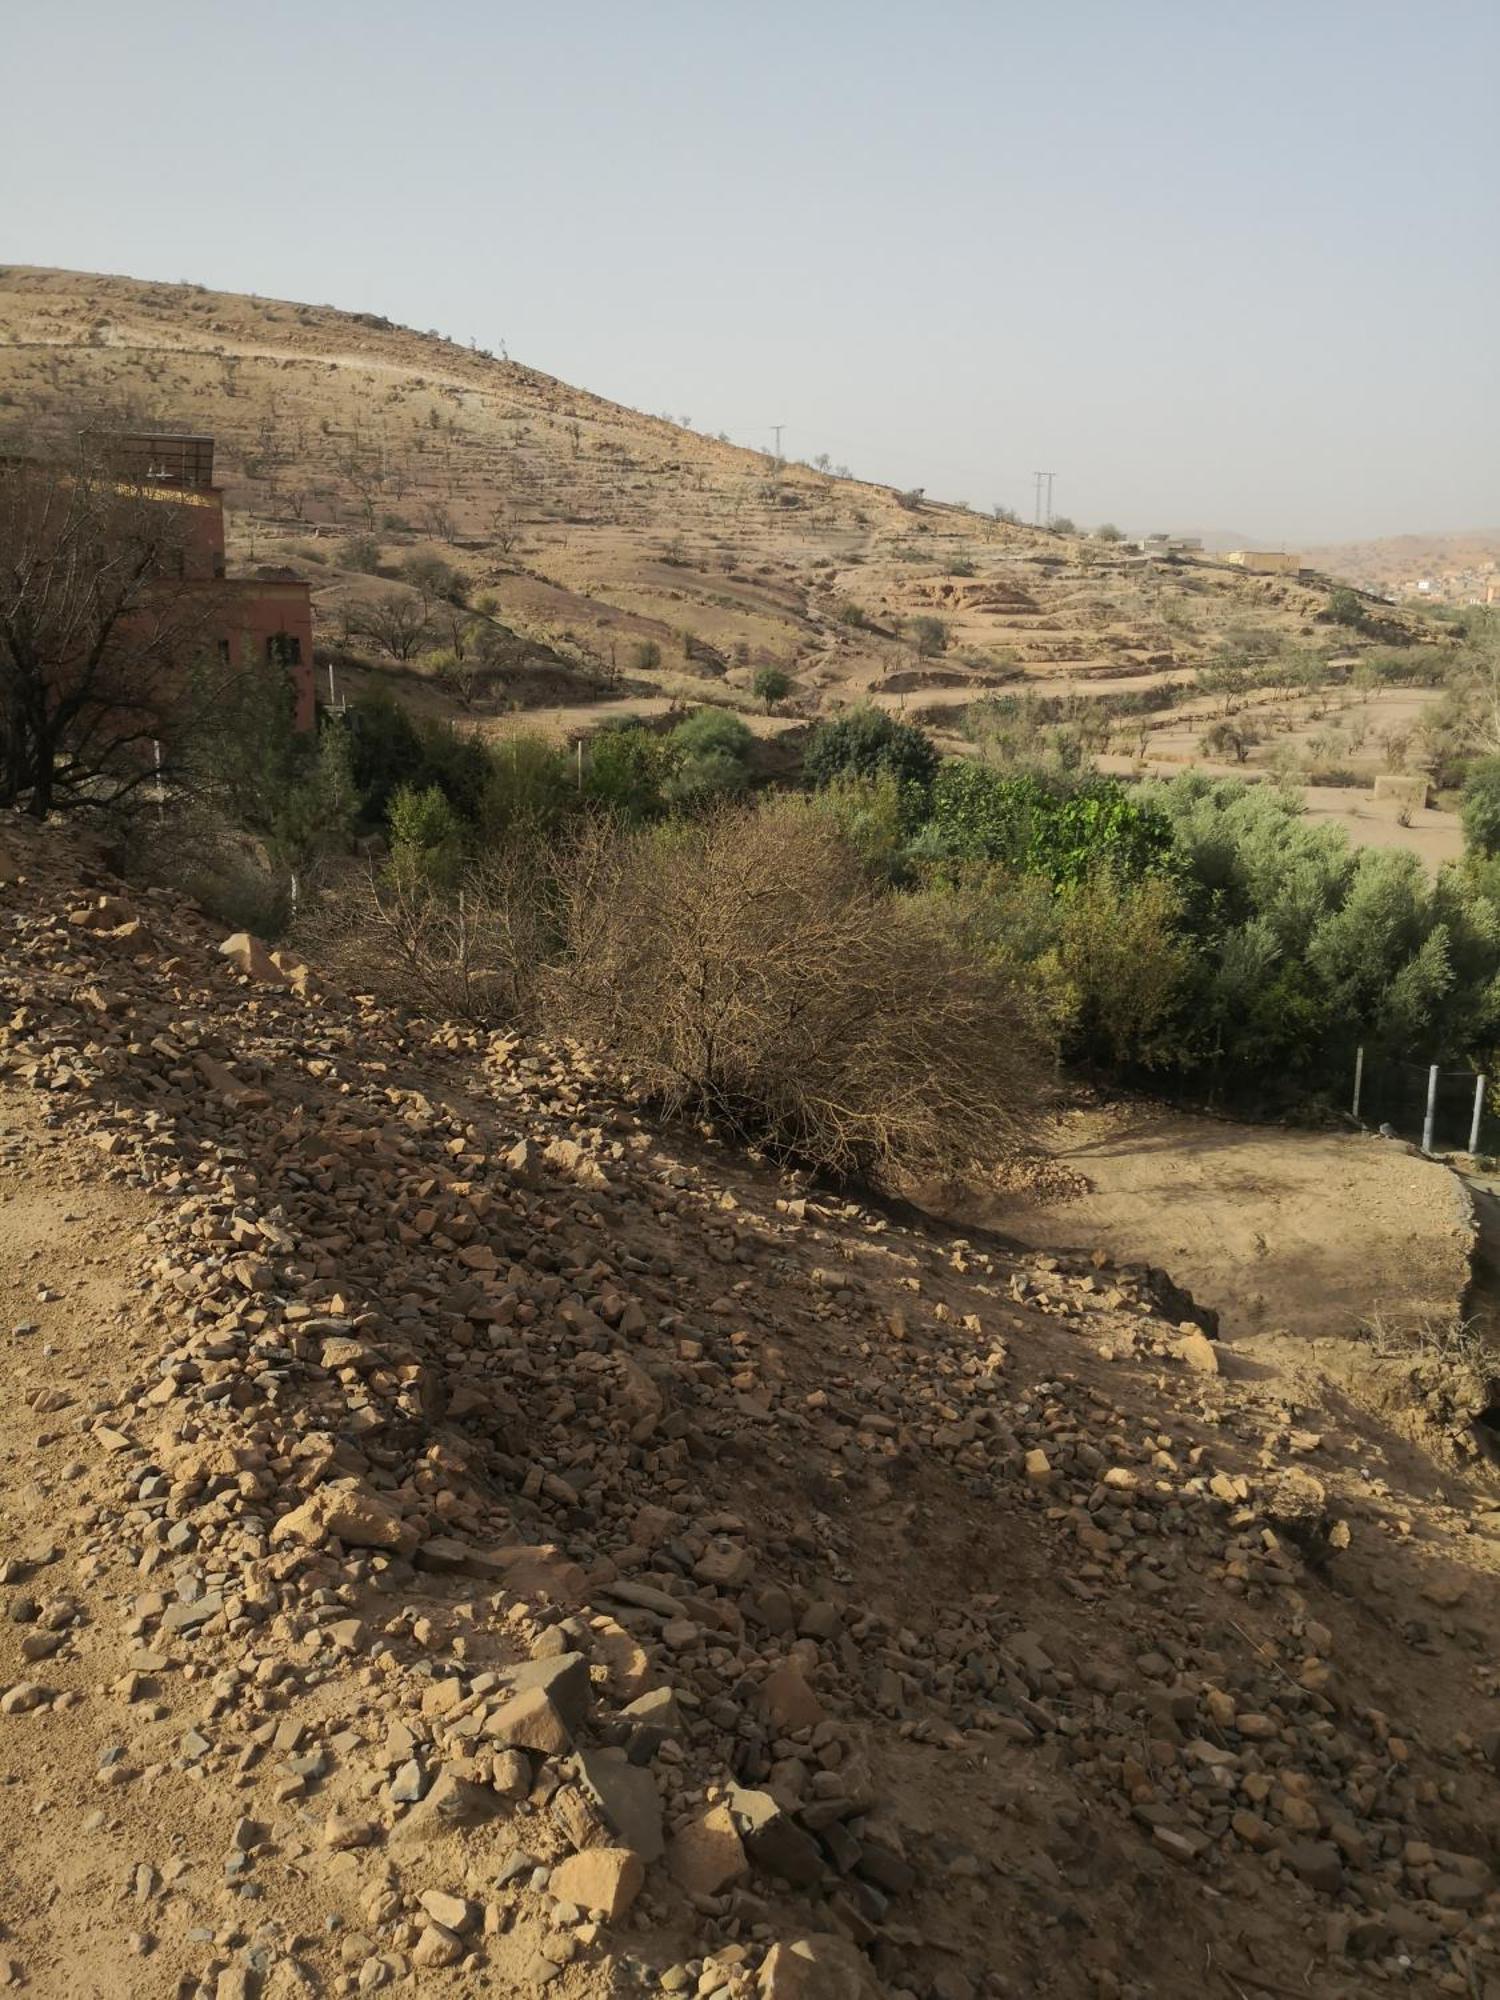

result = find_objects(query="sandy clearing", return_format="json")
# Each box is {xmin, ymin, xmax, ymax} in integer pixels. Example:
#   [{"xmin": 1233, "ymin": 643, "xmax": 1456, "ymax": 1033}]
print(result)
[{"xmin": 967, "ymin": 1102, "xmax": 1473, "ymax": 1342}]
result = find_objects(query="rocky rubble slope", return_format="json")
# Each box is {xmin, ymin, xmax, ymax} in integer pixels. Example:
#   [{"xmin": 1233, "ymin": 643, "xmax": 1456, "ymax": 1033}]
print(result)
[{"xmin": 2, "ymin": 822, "xmax": 1500, "ymax": 1998}]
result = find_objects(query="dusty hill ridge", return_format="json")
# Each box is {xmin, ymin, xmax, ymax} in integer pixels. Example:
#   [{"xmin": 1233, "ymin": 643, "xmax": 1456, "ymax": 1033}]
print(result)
[
  {"xmin": 1305, "ymin": 532, "xmax": 1500, "ymax": 602},
  {"xmin": 1, "ymin": 816, "xmax": 1500, "ymax": 1998},
  {"xmin": 0, "ymin": 265, "xmax": 1413, "ymax": 747}
]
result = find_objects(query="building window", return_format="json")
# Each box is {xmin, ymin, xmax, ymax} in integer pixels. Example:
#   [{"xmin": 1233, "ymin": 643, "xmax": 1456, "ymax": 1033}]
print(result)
[
  {"xmin": 216, "ymin": 637, "xmax": 232, "ymax": 665},
  {"xmin": 266, "ymin": 633, "xmax": 302, "ymax": 667}
]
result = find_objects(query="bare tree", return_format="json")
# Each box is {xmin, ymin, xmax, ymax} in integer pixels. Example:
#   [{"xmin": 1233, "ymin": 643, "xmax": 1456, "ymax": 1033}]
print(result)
[
  {"xmin": 436, "ymin": 601, "xmax": 480, "ymax": 658},
  {"xmin": 347, "ymin": 589, "xmax": 431, "ymax": 661},
  {"xmin": 336, "ymin": 447, "xmax": 385, "ymax": 530},
  {"xmin": 0, "ymin": 436, "xmax": 216, "ymax": 817},
  {"xmin": 487, "ymin": 506, "xmax": 521, "ymax": 556}
]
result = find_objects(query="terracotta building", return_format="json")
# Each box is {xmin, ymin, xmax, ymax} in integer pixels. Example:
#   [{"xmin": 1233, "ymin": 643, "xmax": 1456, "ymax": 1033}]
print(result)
[{"xmin": 102, "ymin": 432, "xmax": 316, "ymax": 729}]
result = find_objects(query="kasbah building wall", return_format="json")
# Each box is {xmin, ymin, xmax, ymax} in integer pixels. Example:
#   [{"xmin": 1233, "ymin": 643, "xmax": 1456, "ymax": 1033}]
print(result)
[
  {"xmin": 107, "ymin": 433, "xmax": 316, "ymax": 730},
  {"xmin": 1224, "ymin": 548, "xmax": 1306, "ymax": 576}
]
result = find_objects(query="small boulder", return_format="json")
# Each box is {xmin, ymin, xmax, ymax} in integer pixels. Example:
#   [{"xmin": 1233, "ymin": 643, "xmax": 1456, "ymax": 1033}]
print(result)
[
  {"xmin": 219, "ymin": 932, "xmax": 288, "ymax": 985},
  {"xmin": 758, "ymin": 1934, "xmax": 880, "ymax": 1998},
  {"xmin": 761, "ymin": 1663, "xmax": 825, "ymax": 1733},
  {"xmin": 1177, "ymin": 1330, "xmax": 1219, "ymax": 1375},
  {"xmin": 576, "ymin": 1749, "xmax": 664, "ymax": 1863},
  {"xmin": 419, "ymin": 1891, "xmax": 476, "ymax": 1934},
  {"xmin": 484, "ymin": 1684, "xmax": 573, "ymax": 1755},
  {"xmin": 668, "ymin": 1806, "xmax": 748, "ymax": 1896},
  {"xmin": 270, "ymin": 1482, "xmax": 418, "ymax": 1557},
  {"xmin": 548, "ymin": 1847, "xmax": 644, "ymax": 1922}
]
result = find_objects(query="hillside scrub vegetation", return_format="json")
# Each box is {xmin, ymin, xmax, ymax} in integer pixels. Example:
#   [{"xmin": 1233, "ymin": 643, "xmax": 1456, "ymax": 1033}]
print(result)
[
  {"xmin": 299, "ymin": 788, "xmax": 1047, "ymax": 1186},
  {"xmin": 304, "ymin": 834, "xmax": 557, "ymax": 1028},
  {"xmin": 543, "ymin": 798, "xmax": 1046, "ymax": 1183},
  {"xmin": 121, "ymin": 654, "xmax": 1500, "ymax": 1156},
  {"xmin": 802, "ymin": 744, "xmax": 1500, "ymax": 1097}
]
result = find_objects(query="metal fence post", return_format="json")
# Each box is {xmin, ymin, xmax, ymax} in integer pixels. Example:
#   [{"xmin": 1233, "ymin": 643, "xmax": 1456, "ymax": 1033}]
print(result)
[
  {"xmin": 1470, "ymin": 1075, "xmax": 1487, "ymax": 1156},
  {"xmin": 1422, "ymin": 1064, "xmax": 1439, "ymax": 1153},
  {"xmin": 1352, "ymin": 1045, "xmax": 1364, "ymax": 1120}
]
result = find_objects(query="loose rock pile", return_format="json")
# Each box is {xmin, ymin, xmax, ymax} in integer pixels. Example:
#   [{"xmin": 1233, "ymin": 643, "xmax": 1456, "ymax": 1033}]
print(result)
[{"xmin": 2, "ymin": 823, "xmax": 1500, "ymax": 1998}]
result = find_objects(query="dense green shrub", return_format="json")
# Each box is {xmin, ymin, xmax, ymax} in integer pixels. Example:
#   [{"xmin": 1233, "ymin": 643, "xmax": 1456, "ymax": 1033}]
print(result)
[
  {"xmin": 804, "ymin": 708, "xmax": 939, "ymax": 799},
  {"xmin": 1144, "ymin": 773, "xmax": 1500, "ymax": 1079},
  {"xmin": 481, "ymin": 732, "xmax": 577, "ymax": 840},
  {"xmin": 1461, "ymin": 758, "xmax": 1500, "ymax": 857},
  {"xmin": 671, "ymin": 707, "xmax": 754, "ymax": 762},
  {"xmin": 926, "ymin": 764, "xmax": 1175, "ymax": 885},
  {"xmin": 1050, "ymin": 871, "xmax": 1192, "ymax": 1068},
  {"xmin": 345, "ymin": 690, "xmax": 491, "ymax": 828},
  {"xmin": 388, "ymin": 782, "xmax": 464, "ymax": 888},
  {"xmin": 664, "ymin": 748, "xmax": 750, "ymax": 804},
  {"xmin": 583, "ymin": 724, "xmax": 678, "ymax": 820},
  {"xmin": 752, "ymin": 666, "xmax": 792, "ymax": 708},
  {"xmin": 347, "ymin": 689, "xmax": 424, "ymax": 819}
]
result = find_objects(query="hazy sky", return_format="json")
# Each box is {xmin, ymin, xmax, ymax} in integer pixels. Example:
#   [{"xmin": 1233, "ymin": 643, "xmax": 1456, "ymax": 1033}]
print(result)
[{"xmin": 5, "ymin": 1, "xmax": 1497, "ymax": 541}]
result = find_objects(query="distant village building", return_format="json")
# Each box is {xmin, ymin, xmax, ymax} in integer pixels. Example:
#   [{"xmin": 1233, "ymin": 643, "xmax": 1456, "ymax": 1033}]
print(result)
[
  {"xmin": 102, "ymin": 432, "xmax": 315, "ymax": 728},
  {"xmin": 1396, "ymin": 567, "xmax": 1498, "ymax": 607},
  {"xmin": 1224, "ymin": 549, "xmax": 1306, "ymax": 576},
  {"xmin": 1138, "ymin": 533, "xmax": 1203, "ymax": 557}
]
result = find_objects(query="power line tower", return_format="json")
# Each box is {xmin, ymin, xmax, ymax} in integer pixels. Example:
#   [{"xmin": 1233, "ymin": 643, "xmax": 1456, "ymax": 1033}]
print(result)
[
  {"xmin": 770, "ymin": 424, "xmax": 785, "ymax": 461},
  {"xmin": 1034, "ymin": 470, "xmax": 1057, "ymax": 526}
]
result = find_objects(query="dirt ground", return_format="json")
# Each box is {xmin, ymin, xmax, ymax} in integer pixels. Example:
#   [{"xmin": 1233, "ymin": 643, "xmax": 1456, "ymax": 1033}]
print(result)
[
  {"xmin": 10, "ymin": 819, "xmax": 1500, "ymax": 1995},
  {"xmin": 1299, "ymin": 784, "xmax": 1464, "ymax": 867},
  {"xmin": 970, "ymin": 1101, "xmax": 1474, "ymax": 1342},
  {"xmin": 0, "ymin": 1093, "xmax": 338, "ymax": 1997}
]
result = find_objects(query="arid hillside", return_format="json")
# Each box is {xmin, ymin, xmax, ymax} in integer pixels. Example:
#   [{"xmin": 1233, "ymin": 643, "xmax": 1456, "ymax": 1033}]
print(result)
[
  {"xmin": 3, "ymin": 811, "xmax": 1500, "ymax": 1999},
  {"xmin": 0, "ymin": 266, "xmax": 1434, "ymax": 752}
]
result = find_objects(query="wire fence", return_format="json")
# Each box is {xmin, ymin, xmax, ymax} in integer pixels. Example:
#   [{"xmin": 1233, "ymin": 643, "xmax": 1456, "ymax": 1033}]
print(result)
[{"xmin": 1352, "ymin": 1052, "xmax": 1497, "ymax": 1156}]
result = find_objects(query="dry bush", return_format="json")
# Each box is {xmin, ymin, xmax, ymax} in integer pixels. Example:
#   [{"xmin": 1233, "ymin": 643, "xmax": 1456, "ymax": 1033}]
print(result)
[
  {"xmin": 544, "ymin": 796, "xmax": 1044, "ymax": 1185},
  {"xmin": 131, "ymin": 809, "xmax": 295, "ymax": 938},
  {"xmin": 299, "ymin": 842, "xmax": 554, "ymax": 1025}
]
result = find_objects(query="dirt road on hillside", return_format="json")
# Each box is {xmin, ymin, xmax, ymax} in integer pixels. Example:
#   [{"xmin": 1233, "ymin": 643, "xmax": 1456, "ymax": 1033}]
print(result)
[{"xmin": 972, "ymin": 1102, "xmax": 1473, "ymax": 1342}]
